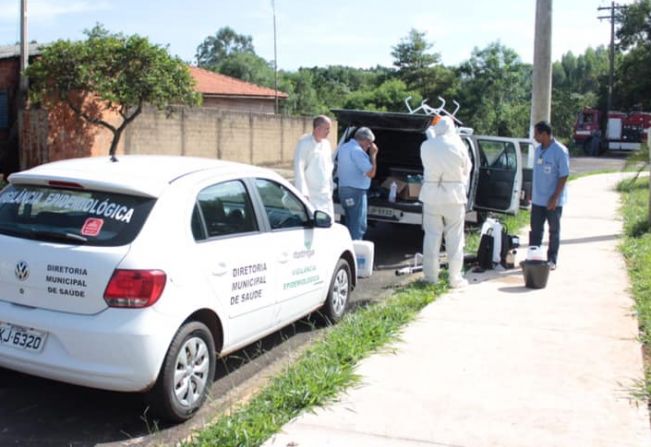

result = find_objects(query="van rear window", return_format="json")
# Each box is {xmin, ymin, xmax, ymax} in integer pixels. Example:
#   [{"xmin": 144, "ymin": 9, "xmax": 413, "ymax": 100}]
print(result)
[{"xmin": 0, "ymin": 185, "xmax": 155, "ymax": 246}]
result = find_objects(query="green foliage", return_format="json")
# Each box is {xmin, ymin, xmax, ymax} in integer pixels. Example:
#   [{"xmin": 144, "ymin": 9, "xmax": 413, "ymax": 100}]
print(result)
[
  {"xmin": 279, "ymin": 69, "xmax": 325, "ymax": 116},
  {"xmin": 218, "ymin": 52, "xmax": 275, "ymax": 88},
  {"xmin": 615, "ymin": 44, "xmax": 651, "ymax": 110},
  {"xmin": 456, "ymin": 42, "xmax": 530, "ymax": 136},
  {"xmin": 617, "ymin": 0, "xmax": 651, "ymax": 49},
  {"xmin": 195, "ymin": 26, "xmax": 255, "ymax": 68},
  {"xmin": 614, "ymin": 1, "xmax": 651, "ymax": 110},
  {"xmin": 342, "ymin": 79, "xmax": 422, "ymax": 112},
  {"xmin": 27, "ymin": 24, "xmax": 200, "ymax": 156},
  {"xmin": 550, "ymin": 46, "xmax": 609, "ymax": 142},
  {"xmin": 618, "ymin": 177, "xmax": 651, "ymax": 404},
  {"xmin": 391, "ymin": 29, "xmax": 442, "ymax": 94}
]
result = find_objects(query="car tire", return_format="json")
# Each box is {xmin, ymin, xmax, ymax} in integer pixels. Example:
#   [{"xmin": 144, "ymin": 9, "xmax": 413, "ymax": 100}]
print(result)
[
  {"xmin": 147, "ymin": 321, "xmax": 216, "ymax": 422},
  {"xmin": 321, "ymin": 258, "xmax": 352, "ymax": 324}
]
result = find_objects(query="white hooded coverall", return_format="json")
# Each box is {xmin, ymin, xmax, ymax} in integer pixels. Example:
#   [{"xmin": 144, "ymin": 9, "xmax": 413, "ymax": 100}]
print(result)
[
  {"xmin": 293, "ymin": 133, "xmax": 334, "ymax": 218},
  {"xmin": 419, "ymin": 116, "xmax": 471, "ymax": 285}
]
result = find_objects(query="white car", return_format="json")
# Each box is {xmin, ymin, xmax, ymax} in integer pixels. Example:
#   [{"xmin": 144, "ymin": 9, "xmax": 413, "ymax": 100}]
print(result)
[{"xmin": 0, "ymin": 155, "xmax": 356, "ymax": 421}]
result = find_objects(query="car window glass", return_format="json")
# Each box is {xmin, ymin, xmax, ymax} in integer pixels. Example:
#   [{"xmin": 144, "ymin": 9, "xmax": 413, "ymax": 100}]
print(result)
[
  {"xmin": 191, "ymin": 203, "xmax": 207, "ymax": 240},
  {"xmin": 196, "ymin": 180, "xmax": 257, "ymax": 239},
  {"xmin": 478, "ymin": 140, "xmax": 517, "ymax": 170},
  {"xmin": 0, "ymin": 185, "xmax": 155, "ymax": 246},
  {"xmin": 254, "ymin": 179, "xmax": 309, "ymax": 230}
]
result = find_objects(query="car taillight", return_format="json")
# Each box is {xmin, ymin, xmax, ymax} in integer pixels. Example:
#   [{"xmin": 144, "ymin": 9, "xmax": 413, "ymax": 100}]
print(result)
[{"xmin": 104, "ymin": 269, "xmax": 167, "ymax": 308}]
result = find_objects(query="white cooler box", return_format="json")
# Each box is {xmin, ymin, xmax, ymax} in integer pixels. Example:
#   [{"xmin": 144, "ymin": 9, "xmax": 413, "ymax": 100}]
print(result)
[{"xmin": 353, "ymin": 240, "xmax": 374, "ymax": 278}]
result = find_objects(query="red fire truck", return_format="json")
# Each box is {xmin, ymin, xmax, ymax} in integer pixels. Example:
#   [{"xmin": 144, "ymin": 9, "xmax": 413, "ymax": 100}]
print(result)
[{"xmin": 573, "ymin": 108, "xmax": 651, "ymax": 155}]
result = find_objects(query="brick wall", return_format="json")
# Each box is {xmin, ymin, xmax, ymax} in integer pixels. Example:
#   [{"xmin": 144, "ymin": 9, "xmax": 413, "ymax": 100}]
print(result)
[{"xmin": 0, "ymin": 59, "xmax": 19, "ymax": 140}]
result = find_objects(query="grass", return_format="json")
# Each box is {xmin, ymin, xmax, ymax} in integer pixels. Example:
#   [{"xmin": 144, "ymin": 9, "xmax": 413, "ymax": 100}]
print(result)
[
  {"xmin": 186, "ymin": 280, "xmax": 447, "ymax": 447},
  {"xmin": 617, "ymin": 177, "xmax": 651, "ymax": 401}
]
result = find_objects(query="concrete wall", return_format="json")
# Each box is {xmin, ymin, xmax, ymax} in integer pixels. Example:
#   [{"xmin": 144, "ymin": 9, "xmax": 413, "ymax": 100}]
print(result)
[
  {"xmin": 202, "ymin": 96, "xmax": 276, "ymax": 114},
  {"xmin": 124, "ymin": 106, "xmax": 338, "ymax": 165},
  {"xmin": 19, "ymin": 104, "xmax": 338, "ymax": 169}
]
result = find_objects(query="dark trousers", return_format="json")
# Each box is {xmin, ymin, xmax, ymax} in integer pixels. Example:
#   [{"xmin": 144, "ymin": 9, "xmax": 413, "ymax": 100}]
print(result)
[{"xmin": 529, "ymin": 204, "xmax": 563, "ymax": 264}]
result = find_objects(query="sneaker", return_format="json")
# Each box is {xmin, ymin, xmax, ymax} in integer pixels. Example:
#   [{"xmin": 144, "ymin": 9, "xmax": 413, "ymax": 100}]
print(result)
[
  {"xmin": 547, "ymin": 262, "xmax": 556, "ymax": 271},
  {"xmin": 450, "ymin": 278, "xmax": 469, "ymax": 289}
]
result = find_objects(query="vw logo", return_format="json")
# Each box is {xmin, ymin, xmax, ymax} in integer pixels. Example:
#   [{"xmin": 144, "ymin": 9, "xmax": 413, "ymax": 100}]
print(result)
[{"xmin": 15, "ymin": 261, "xmax": 29, "ymax": 281}]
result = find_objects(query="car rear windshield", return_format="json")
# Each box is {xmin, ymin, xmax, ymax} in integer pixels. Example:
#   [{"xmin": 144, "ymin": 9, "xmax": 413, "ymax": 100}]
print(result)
[{"xmin": 0, "ymin": 184, "xmax": 156, "ymax": 246}]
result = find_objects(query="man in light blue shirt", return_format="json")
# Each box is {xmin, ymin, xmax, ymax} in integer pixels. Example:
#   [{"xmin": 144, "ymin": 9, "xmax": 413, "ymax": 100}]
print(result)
[
  {"xmin": 336, "ymin": 127, "xmax": 378, "ymax": 240},
  {"xmin": 530, "ymin": 121, "xmax": 570, "ymax": 269}
]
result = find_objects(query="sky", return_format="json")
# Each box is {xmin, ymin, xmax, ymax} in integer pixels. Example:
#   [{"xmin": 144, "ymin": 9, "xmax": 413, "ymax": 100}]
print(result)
[{"xmin": 0, "ymin": 0, "xmax": 636, "ymax": 71}]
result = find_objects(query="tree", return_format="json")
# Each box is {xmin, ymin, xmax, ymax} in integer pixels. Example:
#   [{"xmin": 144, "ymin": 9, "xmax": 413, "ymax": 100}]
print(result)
[
  {"xmin": 457, "ymin": 42, "xmax": 530, "ymax": 136},
  {"xmin": 279, "ymin": 70, "xmax": 323, "ymax": 116},
  {"xmin": 217, "ymin": 52, "xmax": 275, "ymax": 88},
  {"xmin": 342, "ymin": 79, "xmax": 421, "ymax": 112},
  {"xmin": 615, "ymin": 1, "xmax": 651, "ymax": 110},
  {"xmin": 27, "ymin": 25, "xmax": 201, "ymax": 158},
  {"xmin": 391, "ymin": 29, "xmax": 441, "ymax": 93},
  {"xmin": 195, "ymin": 27, "xmax": 254, "ymax": 68},
  {"xmin": 551, "ymin": 48, "xmax": 608, "ymax": 143}
]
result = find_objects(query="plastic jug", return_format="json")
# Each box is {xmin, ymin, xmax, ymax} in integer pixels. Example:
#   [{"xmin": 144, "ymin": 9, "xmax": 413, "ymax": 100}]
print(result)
[
  {"xmin": 527, "ymin": 246, "xmax": 546, "ymax": 261},
  {"xmin": 388, "ymin": 181, "xmax": 398, "ymax": 203},
  {"xmin": 353, "ymin": 240, "xmax": 374, "ymax": 278}
]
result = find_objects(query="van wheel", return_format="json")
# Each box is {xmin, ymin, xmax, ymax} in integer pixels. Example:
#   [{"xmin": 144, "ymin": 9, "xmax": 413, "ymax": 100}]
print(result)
[
  {"xmin": 147, "ymin": 322, "xmax": 215, "ymax": 422},
  {"xmin": 321, "ymin": 259, "xmax": 351, "ymax": 324}
]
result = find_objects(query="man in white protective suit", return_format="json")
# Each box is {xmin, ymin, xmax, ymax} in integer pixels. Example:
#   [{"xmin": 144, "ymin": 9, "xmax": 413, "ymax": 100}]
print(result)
[
  {"xmin": 419, "ymin": 115, "xmax": 471, "ymax": 288},
  {"xmin": 293, "ymin": 115, "xmax": 335, "ymax": 218}
]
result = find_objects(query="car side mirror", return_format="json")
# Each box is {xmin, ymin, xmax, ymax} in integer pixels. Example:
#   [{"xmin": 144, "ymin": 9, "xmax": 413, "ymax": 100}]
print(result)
[{"xmin": 313, "ymin": 210, "xmax": 332, "ymax": 228}]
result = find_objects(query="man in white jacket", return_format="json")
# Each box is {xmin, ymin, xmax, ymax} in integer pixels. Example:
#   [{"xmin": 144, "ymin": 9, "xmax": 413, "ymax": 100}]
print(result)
[
  {"xmin": 293, "ymin": 115, "xmax": 335, "ymax": 218},
  {"xmin": 419, "ymin": 116, "xmax": 471, "ymax": 288}
]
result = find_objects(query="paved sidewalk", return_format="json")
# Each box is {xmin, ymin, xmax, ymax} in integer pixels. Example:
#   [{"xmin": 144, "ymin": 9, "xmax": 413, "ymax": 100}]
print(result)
[{"xmin": 264, "ymin": 173, "xmax": 651, "ymax": 447}]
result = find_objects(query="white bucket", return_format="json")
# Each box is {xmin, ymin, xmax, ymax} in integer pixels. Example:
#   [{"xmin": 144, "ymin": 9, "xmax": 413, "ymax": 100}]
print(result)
[
  {"xmin": 353, "ymin": 240, "xmax": 374, "ymax": 278},
  {"xmin": 527, "ymin": 246, "xmax": 546, "ymax": 261}
]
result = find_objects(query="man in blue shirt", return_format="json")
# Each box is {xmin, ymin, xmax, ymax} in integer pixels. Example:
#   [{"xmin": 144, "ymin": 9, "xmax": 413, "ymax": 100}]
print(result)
[
  {"xmin": 530, "ymin": 121, "xmax": 570, "ymax": 270},
  {"xmin": 336, "ymin": 127, "xmax": 378, "ymax": 240}
]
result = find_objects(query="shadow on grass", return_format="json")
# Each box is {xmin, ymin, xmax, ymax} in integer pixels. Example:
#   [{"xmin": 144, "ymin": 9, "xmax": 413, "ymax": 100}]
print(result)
[{"xmin": 628, "ymin": 219, "xmax": 651, "ymax": 238}]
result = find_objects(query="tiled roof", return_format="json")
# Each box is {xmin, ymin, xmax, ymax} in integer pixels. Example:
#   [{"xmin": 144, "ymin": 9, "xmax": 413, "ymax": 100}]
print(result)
[{"xmin": 188, "ymin": 66, "xmax": 287, "ymax": 99}]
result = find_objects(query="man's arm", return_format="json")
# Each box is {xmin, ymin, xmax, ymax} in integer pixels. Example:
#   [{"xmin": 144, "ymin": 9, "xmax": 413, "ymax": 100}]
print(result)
[
  {"xmin": 547, "ymin": 176, "xmax": 568, "ymax": 210},
  {"xmin": 366, "ymin": 143, "xmax": 378, "ymax": 178},
  {"xmin": 548, "ymin": 147, "xmax": 571, "ymax": 210},
  {"xmin": 293, "ymin": 143, "xmax": 309, "ymax": 197}
]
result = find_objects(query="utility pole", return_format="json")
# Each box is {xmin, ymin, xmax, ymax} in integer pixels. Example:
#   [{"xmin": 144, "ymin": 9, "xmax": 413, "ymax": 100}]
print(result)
[
  {"xmin": 19, "ymin": 0, "xmax": 28, "ymax": 106},
  {"xmin": 598, "ymin": 2, "xmax": 626, "ymax": 135},
  {"xmin": 18, "ymin": 0, "xmax": 28, "ymax": 171},
  {"xmin": 529, "ymin": 0, "xmax": 553, "ymax": 136},
  {"xmin": 272, "ymin": 0, "xmax": 279, "ymax": 115}
]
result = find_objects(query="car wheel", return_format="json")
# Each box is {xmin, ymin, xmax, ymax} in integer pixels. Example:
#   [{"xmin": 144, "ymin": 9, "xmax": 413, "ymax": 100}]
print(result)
[
  {"xmin": 321, "ymin": 258, "xmax": 351, "ymax": 324},
  {"xmin": 147, "ymin": 321, "xmax": 215, "ymax": 422}
]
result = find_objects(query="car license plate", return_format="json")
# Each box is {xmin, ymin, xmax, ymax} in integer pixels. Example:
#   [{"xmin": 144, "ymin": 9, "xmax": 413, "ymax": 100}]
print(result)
[
  {"xmin": 0, "ymin": 322, "xmax": 47, "ymax": 353},
  {"xmin": 368, "ymin": 206, "xmax": 396, "ymax": 218}
]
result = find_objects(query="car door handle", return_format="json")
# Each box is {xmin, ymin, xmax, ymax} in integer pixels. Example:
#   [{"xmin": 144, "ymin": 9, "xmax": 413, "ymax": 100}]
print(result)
[
  {"xmin": 212, "ymin": 262, "xmax": 229, "ymax": 276},
  {"xmin": 278, "ymin": 252, "xmax": 290, "ymax": 264}
]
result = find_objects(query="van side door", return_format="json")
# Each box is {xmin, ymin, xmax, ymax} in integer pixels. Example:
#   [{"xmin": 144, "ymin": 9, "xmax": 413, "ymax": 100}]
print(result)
[
  {"xmin": 461, "ymin": 136, "xmax": 480, "ymax": 212},
  {"xmin": 472, "ymin": 136, "xmax": 523, "ymax": 214},
  {"xmin": 518, "ymin": 139, "xmax": 536, "ymax": 208}
]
